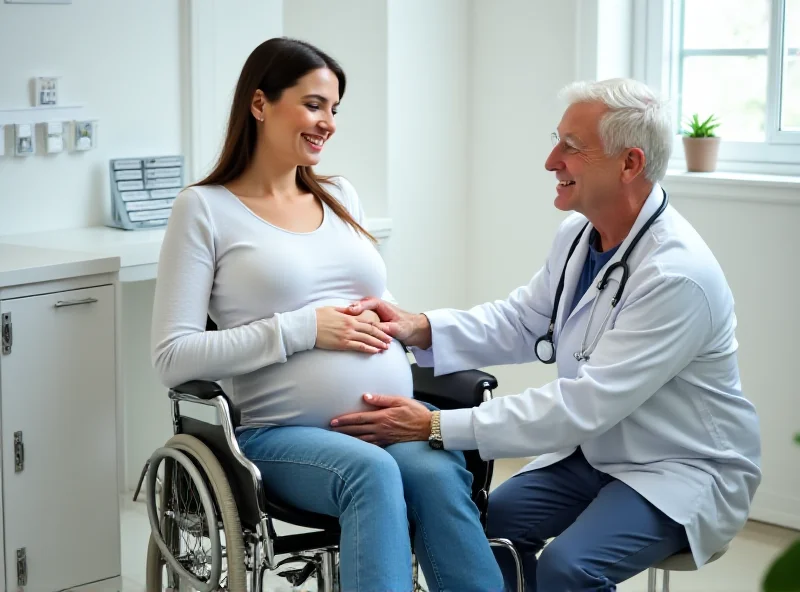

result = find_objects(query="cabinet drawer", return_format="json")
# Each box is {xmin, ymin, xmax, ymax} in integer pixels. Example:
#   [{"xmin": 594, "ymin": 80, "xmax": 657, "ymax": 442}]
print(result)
[{"xmin": 0, "ymin": 284, "xmax": 120, "ymax": 591}]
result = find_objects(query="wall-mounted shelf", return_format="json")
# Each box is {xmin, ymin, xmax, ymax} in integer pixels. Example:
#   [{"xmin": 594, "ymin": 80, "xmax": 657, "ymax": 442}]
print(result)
[
  {"xmin": 0, "ymin": 105, "xmax": 86, "ymax": 126},
  {"xmin": 3, "ymin": 0, "xmax": 72, "ymax": 5}
]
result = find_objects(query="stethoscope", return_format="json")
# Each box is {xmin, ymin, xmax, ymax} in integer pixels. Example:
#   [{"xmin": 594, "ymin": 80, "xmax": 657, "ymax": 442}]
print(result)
[{"xmin": 534, "ymin": 189, "xmax": 669, "ymax": 364}]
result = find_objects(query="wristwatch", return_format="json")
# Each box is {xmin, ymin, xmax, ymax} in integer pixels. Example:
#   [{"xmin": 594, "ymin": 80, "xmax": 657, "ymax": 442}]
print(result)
[{"xmin": 428, "ymin": 411, "xmax": 444, "ymax": 449}]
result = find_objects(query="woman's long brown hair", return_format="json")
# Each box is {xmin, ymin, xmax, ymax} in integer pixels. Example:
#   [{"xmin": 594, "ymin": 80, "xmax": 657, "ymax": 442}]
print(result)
[{"xmin": 194, "ymin": 37, "xmax": 374, "ymax": 242}]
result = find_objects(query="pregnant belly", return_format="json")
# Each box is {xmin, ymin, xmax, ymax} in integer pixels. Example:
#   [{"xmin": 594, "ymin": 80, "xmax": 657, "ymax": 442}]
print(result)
[{"xmin": 231, "ymin": 340, "xmax": 414, "ymax": 429}]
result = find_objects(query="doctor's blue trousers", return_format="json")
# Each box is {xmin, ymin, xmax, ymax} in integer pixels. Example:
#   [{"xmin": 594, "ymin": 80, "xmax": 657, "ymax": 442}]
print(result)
[{"xmin": 487, "ymin": 448, "xmax": 690, "ymax": 592}]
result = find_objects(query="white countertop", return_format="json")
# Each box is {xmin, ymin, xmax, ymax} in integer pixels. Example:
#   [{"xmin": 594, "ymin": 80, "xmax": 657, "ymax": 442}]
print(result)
[
  {"xmin": 0, "ymin": 243, "xmax": 119, "ymax": 289},
  {"xmin": 1, "ymin": 226, "xmax": 166, "ymax": 271},
  {"xmin": 0, "ymin": 217, "xmax": 392, "ymax": 286},
  {"xmin": 0, "ymin": 226, "xmax": 163, "ymax": 284}
]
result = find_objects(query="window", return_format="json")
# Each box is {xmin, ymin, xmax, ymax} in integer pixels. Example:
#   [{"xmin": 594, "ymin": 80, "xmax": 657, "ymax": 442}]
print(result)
[
  {"xmin": 779, "ymin": 0, "xmax": 800, "ymax": 132},
  {"xmin": 637, "ymin": 0, "xmax": 800, "ymax": 173}
]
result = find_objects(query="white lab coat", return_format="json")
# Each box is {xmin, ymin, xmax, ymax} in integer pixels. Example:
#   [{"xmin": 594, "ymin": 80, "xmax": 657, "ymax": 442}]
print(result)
[{"xmin": 412, "ymin": 183, "xmax": 761, "ymax": 568}]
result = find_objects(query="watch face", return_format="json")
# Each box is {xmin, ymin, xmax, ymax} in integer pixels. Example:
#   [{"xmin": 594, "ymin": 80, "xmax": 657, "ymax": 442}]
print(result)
[{"xmin": 429, "ymin": 438, "xmax": 444, "ymax": 450}]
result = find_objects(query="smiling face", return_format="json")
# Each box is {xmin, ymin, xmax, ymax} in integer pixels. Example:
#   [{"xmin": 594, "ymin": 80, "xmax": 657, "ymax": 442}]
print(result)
[
  {"xmin": 253, "ymin": 67, "xmax": 340, "ymax": 167},
  {"xmin": 544, "ymin": 101, "xmax": 626, "ymax": 215}
]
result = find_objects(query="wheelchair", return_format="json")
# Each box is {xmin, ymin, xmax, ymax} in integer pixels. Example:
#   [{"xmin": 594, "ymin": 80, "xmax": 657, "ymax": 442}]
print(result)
[{"xmin": 136, "ymin": 331, "xmax": 524, "ymax": 591}]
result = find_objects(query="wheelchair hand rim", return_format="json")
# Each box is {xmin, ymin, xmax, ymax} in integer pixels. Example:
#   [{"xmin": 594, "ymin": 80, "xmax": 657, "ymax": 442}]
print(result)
[{"xmin": 145, "ymin": 446, "xmax": 223, "ymax": 592}]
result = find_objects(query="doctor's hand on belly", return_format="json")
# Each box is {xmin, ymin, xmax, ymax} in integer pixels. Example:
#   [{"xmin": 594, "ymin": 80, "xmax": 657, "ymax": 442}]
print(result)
[
  {"xmin": 315, "ymin": 307, "xmax": 393, "ymax": 355},
  {"xmin": 330, "ymin": 393, "xmax": 433, "ymax": 447},
  {"xmin": 320, "ymin": 297, "xmax": 435, "ymax": 445},
  {"xmin": 339, "ymin": 297, "xmax": 432, "ymax": 349}
]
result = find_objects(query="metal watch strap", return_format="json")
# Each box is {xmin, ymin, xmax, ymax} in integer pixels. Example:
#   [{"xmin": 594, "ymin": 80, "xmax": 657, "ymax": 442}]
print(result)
[{"xmin": 429, "ymin": 411, "xmax": 443, "ymax": 449}]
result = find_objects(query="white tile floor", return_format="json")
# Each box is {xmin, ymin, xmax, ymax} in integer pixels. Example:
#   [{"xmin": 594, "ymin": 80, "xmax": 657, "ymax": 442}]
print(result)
[{"xmin": 121, "ymin": 458, "xmax": 798, "ymax": 591}]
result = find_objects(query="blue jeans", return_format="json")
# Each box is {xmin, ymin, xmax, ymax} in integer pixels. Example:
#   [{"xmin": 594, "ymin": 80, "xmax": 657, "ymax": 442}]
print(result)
[
  {"xmin": 486, "ymin": 449, "xmax": 689, "ymax": 592},
  {"xmin": 237, "ymin": 425, "xmax": 504, "ymax": 592}
]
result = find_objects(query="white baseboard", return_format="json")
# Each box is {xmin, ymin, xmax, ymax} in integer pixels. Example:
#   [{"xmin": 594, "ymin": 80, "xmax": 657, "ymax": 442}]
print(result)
[{"xmin": 749, "ymin": 490, "xmax": 800, "ymax": 531}]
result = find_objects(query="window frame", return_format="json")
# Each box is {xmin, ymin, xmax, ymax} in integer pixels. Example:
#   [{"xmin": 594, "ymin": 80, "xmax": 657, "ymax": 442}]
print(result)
[{"xmin": 634, "ymin": 0, "xmax": 800, "ymax": 175}]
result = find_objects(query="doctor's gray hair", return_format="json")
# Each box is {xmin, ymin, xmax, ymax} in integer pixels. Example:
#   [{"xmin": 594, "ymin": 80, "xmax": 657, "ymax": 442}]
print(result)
[{"xmin": 558, "ymin": 78, "xmax": 673, "ymax": 182}]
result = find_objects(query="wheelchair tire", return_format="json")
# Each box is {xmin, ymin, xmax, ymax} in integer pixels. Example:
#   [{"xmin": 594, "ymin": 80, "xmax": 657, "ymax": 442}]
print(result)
[{"xmin": 145, "ymin": 434, "xmax": 248, "ymax": 592}]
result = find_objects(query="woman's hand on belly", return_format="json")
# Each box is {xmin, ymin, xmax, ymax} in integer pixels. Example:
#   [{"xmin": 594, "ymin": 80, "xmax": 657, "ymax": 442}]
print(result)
[{"xmin": 315, "ymin": 306, "xmax": 393, "ymax": 354}]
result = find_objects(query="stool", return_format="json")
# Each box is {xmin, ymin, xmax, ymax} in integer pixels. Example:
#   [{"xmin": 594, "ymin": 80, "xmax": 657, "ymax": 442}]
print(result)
[{"xmin": 647, "ymin": 545, "xmax": 729, "ymax": 592}]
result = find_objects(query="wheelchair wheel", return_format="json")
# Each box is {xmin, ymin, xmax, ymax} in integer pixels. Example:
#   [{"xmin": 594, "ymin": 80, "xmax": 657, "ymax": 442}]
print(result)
[{"xmin": 145, "ymin": 434, "xmax": 247, "ymax": 591}]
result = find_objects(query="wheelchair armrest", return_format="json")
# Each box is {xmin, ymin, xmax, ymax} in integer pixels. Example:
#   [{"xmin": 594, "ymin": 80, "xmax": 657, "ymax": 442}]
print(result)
[
  {"xmin": 411, "ymin": 363, "xmax": 497, "ymax": 410},
  {"xmin": 411, "ymin": 363, "xmax": 498, "ymax": 524},
  {"xmin": 169, "ymin": 380, "xmax": 242, "ymax": 428},
  {"xmin": 170, "ymin": 380, "xmax": 225, "ymax": 399}
]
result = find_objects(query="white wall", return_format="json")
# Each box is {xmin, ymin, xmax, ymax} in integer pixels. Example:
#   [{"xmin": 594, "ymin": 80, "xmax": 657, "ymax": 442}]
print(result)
[
  {"xmin": 576, "ymin": 0, "xmax": 634, "ymax": 81},
  {"xmin": 0, "ymin": 0, "xmax": 183, "ymax": 235},
  {"xmin": 188, "ymin": 0, "xmax": 284, "ymax": 180},
  {"xmin": 0, "ymin": 0, "xmax": 282, "ymax": 236},
  {"xmin": 467, "ymin": 0, "xmax": 579, "ymax": 396},
  {"xmin": 283, "ymin": 0, "xmax": 471, "ymax": 311},
  {"xmin": 283, "ymin": 0, "xmax": 389, "ymax": 217},
  {"xmin": 384, "ymin": 0, "xmax": 471, "ymax": 311},
  {"xmin": 466, "ymin": 0, "xmax": 635, "ymax": 398},
  {"xmin": 665, "ymin": 177, "xmax": 800, "ymax": 529}
]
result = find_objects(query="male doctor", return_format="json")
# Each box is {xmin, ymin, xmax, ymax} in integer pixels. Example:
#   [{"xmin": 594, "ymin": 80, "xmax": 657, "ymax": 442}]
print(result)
[{"xmin": 331, "ymin": 78, "xmax": 761, "ymax": 591}]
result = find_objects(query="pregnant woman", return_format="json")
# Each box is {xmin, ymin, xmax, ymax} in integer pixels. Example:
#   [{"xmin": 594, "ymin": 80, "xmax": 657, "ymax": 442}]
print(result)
[{"xmin": 150, "ymin": 37, "xmax": 503, "ymax": 592}]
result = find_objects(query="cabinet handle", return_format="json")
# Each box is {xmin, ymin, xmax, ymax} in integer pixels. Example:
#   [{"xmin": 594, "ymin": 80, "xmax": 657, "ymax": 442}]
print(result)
[
  {"xmin": 54, "ymin": 297, "xmax": 98, "ymax": 308},
  {"xmin": 17, "ymin": 547, "xmax": 27, "ymax": 587},
  {"xmin": 1, "ymin": 312, "xmax": 11, "ymax": 355},
  {"xmin": 14, "ymin": 431, "xmax": 24, "ymax": 473}
]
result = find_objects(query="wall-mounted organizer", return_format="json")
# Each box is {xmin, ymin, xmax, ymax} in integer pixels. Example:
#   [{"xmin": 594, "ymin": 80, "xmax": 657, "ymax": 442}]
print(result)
[
  {"xmin": 107, "ymin": 155, "xmax": 184, "ymax": 230},
  {"xmin": 45, "ymin": 121, "xmax": 64, "ymax": 153},
  {"xmin": 0, "ymin": 106, "xmax": 96, "ymax": 156},
  {"xmin": 0, "ymin": 76, "xmax": 96, "ymax": 157},
  {"xmin": 34, "ymin": 76, "xmax": 60, "ymax": 106},
  {"xmin": 14, "ymin": 123, "xmax": 35, "ymax": 156}
]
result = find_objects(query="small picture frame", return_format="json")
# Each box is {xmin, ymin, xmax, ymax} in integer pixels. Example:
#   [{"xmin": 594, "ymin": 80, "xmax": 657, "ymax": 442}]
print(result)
[
  {"xmin": 15, "ymin": 123, "xmax": 35, "ymax": 156},
  {"xmin": 73, "ymin": 120, "xmax": 96, "ymax": 151},
  {"xmin": 34, "ymin": 76, "xmax": 59, "ymax": 107}
]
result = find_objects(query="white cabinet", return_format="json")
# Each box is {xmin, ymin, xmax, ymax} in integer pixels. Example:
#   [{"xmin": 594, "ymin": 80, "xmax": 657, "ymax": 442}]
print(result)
[{"xmin": 0, "ymin": 283, "xmax": 120, "ymax": 591}]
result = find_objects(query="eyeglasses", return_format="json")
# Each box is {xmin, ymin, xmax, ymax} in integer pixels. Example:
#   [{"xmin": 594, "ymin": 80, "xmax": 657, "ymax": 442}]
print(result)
[{"xmin": 550, "ymin": 132, "xmax": 582, "ymax": 153}]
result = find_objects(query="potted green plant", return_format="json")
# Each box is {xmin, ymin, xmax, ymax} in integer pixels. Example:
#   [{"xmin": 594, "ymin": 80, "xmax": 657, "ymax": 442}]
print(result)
[
  {"xmin": 761, "ymin": 433, "xmax": 800, "ymax": 591},
  {"xmin": 682, "ymin": 113, "xmax": 721, "ymax": 172}
]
